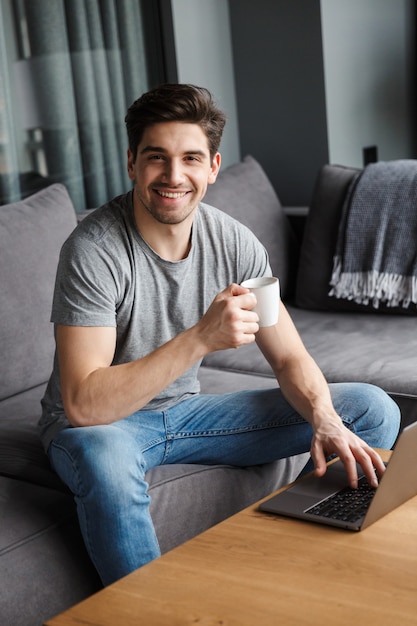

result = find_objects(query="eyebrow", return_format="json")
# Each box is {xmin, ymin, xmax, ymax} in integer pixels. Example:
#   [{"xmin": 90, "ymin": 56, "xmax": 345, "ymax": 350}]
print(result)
[{"xmin": 139, "ymin": 145, "xmax": 208, "ymax": 158}]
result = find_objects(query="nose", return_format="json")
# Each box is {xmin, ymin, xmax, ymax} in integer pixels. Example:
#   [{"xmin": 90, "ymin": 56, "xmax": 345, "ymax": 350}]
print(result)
[{"xmin": 162, "ymin": 159, "xmax": 185, "ymax": 186}]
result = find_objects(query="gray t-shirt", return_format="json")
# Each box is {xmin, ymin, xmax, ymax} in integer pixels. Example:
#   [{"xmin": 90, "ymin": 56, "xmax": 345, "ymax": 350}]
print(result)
[{"xmin": 39, "ymin": 191, "xmax": 271, "ymax": 449}]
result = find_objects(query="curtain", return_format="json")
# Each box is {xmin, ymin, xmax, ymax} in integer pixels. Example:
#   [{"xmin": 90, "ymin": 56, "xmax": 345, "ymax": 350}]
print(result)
[
  {"xmin": 0, "ymin": 1, "xmax": 20, "ymax": 203},
  {"xmin": 0, "ymin": 0, "xmax": 149, "ymax": 211}
]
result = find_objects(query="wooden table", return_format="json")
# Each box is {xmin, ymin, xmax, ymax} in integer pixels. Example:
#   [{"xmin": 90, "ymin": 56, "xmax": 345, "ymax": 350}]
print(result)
[{"xmin": 45, "ymin": 450, "xmax": 417, "ymax": 625}]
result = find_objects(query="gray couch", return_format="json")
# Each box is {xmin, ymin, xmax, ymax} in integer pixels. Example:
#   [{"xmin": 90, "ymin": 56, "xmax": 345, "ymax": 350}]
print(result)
[{"xmin": 1, "ymin": 156, "xmax": 415, "ymax": 626}]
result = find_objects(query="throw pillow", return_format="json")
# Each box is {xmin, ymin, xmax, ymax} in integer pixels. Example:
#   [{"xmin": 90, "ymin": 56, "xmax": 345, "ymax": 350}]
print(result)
[
  {"xmin": 296, "ymin": 163, "xmax": 417, "ymax": 315},
  {"xmin": 203, "ymin": 155, "xmax": 298, "ymax": 299}
]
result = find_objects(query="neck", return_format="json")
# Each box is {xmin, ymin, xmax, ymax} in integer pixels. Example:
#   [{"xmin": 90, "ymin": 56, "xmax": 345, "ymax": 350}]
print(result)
[
  {"xmin": 143, "ymin": 227, "xmax": 192, "ymax": 262},
  {"xmin": 133, "ymin": 202, "xmax": 194, "ymax": 262}
]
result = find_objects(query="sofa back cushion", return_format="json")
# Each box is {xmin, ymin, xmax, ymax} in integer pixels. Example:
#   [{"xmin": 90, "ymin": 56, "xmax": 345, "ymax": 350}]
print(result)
[
  {"xmin": 0, "ymin": 184, "xmax": 77, "ymax": 401},
  {"xmin": 295, "ymin": 164, "xmax": 359, "ymax": 310},
  {"xmin": 203, "ymin": 155, "xmax": 298, "ymax": 299}
]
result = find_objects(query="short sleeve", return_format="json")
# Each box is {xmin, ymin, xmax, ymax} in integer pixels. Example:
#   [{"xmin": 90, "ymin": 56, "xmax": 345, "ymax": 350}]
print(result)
[{"xmin": 51, "ymin": 234, "xmax": 119, "ymax": 327}]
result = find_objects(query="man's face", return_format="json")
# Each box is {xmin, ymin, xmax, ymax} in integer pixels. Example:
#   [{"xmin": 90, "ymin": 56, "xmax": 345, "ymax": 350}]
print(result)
[{"xmin": 127, "ymin": 121, "xmax": 221, "ymax": 226}]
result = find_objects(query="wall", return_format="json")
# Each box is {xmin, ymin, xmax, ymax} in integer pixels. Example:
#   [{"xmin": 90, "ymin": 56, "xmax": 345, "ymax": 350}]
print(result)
[
  {"xmin": 321, "ymin": 0, "xmax": 416, "ymax": 167},
  {"xmin": 167, "ymin": 0, "xmax": 416, "ymax": 204},
  {"xmin": 228, "ymin": 0, "xmax": 328, "ymax": 205},
  {"xmin": 170, "ymin": 0, "xmax": 240, "ymax": 168}
]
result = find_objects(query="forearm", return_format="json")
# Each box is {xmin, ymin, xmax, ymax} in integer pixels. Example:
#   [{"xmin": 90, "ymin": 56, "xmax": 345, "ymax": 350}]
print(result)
[
  {"xmin": 255, "ymin": 305, "xmax": 342, "ymax": 429},
  {"xmin": 62, "ymin": 327, "xmax": 206, "ymax": 426},
  {"xmin": 273, "ymin": 351, "xmax": 384, "ymax": 489},
  {"xmin": 59, "ymin": 284, "xmax": 259, "ymax": 427},
  {"xmin": 273, "ymin": 354, "xmax": 341, "ymax": 429},
  {"xmin": 256, "ymin": 305, "xmax": 385, "ymax": 488}
]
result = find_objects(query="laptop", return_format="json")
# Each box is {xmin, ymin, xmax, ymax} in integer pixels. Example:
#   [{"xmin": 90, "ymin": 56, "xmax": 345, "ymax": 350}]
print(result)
[{"xmin": 259, "ymin": 421, "xmax": 417, "ymax": 531}]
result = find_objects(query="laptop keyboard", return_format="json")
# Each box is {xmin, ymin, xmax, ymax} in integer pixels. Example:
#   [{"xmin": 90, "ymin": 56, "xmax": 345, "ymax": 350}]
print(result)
[{"xmin": 305, "ymin": 476, "xmax": 377, "ymax": 524}]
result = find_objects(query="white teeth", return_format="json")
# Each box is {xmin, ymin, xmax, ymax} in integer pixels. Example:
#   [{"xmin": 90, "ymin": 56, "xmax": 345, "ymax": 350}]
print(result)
[{"xmin": 157, "ymin": 190, "xmax": 187, "ymax": 199}]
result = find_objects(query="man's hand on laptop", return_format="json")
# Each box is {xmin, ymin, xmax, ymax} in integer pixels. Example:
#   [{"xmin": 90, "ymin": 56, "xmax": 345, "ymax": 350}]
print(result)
[{"xmin": 310, "ymin": 418, "xmax": 384, "ymax": 489}]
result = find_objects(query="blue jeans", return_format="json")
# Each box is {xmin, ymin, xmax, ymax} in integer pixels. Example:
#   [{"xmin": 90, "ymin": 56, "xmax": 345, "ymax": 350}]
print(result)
[{"xmin": 48, "ymin": 383, "xmax": 400, "ymax": 585}]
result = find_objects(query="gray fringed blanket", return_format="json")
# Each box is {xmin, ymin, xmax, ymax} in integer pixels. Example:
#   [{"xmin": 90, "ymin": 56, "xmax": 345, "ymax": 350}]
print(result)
[{"xmin": 329, "ymin": 160, "xmax": 417, "ymax": 309}]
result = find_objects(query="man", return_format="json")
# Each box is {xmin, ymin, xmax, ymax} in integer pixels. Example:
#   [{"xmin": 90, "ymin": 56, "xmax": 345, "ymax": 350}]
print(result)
[{"xmin": 40, "ymin": 84, "xmax": 400, "ymax": 586}]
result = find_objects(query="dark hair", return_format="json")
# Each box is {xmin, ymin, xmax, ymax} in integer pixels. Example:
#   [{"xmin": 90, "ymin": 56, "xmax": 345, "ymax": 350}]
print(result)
[{"xmin": 125, "ymin": 84, "xmax": 226, "ymax": 161}]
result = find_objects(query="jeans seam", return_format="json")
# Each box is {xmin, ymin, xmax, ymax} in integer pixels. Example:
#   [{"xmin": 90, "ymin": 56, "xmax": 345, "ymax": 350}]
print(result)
[
  {"xmin": 170, "ymin": 417, "xmax": 306, "ymax": 439},
  {"xmin": 49, "ymin": 441, "xmax": 98, "ymax": 568},
  {"xmin": 161, "ymin": 411, "xmax": 171, "ymax": 464}
]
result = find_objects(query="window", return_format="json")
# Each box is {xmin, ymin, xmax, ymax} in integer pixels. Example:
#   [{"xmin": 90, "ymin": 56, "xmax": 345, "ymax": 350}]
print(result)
[{"xmin": 0, "ymin": 0, "xmax": 170, "ymax": 211}]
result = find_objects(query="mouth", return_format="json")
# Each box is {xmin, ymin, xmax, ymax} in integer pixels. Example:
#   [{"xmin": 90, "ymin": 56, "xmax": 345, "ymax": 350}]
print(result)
[{"xmin": 155, "ymin": 189, "xmax": 189, "ymax": 199}]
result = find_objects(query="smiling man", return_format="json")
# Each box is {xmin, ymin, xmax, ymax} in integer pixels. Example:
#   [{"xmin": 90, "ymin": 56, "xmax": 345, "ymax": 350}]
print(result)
[
  {"xmin": 127, "ymin": 121, "xmax": 220, "ymax": 259},
  {"xmin": 39, "ymin": 84, "xmax": 400, "ymax": 586}
]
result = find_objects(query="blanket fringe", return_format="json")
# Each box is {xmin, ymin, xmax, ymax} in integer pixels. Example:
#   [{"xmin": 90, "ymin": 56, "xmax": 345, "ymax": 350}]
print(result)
[{"xmin": 329, "ymin": 256, "xmax": 417, "ymax": 308}]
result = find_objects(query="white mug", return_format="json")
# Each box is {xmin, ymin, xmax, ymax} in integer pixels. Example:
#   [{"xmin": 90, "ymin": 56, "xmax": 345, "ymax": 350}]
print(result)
[{"xmin": 241, "ymin": 276, "xmax": 280, "ymax": 327}]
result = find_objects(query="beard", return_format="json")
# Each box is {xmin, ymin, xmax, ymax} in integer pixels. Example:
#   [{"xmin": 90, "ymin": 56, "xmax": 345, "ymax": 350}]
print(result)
[{"xmin": 135, "ymin": 188, "xmax": 198, "ymax": 226}]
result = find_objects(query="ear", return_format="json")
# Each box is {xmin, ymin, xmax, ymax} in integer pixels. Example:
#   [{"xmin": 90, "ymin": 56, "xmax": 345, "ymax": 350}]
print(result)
[
  {"xmin": 127, "ymin": 148, "xmax": 135, "ymax": 181},
  {"xmin": 207, "ymin": 153, "xmax": 221, "ymax": 185}
]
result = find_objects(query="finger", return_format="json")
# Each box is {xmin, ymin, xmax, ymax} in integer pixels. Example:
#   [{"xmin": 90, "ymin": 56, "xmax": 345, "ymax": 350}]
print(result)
[
  {"xmin": 337, "ymin": 451, "xmax": 360, "ymax": 489},
  {"xmin": 243, "ymin": 323, "xmax": 260, "ymax": 338},
  {"xmin": 352, "ymin": 446, "xmax": 383, "ymax": 488},
  {"xmin": 310, "ymin": 440, "xmax": 328, "ymax": 478},
  {"xmin": 339, "ymin": 442, "xmax": 383, "ymax": 488},
  {"xmin": 229, "ymin": 283, "xmax": 250, "ymax": 297},
  {"xmin": 238, "ymin": 292, "xmax": 257, "ymax": 312},
  {"xmin": 369, "ymin": 448, "xmax": 386, "ymax": 478},
  {"xmin": 313, "ymin": 435, "xmax": 360, "ymax": 488},
  {"xmin": 241, "ymin": 308, "xmax": 259, "ymax": 325}
]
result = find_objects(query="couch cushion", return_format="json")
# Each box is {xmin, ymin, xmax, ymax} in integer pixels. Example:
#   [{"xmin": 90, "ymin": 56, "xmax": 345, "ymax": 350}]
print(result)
[
  {"xmin": 0, "ymin": 184, "xmax": 77, "ymax": 401},
  {"xmin": 202, "ymin": 344, "xmax": 274, "ymax": 380},
  {"xmin": 0, "ymin": 384, "xmax": 67, "ymax": 491},
  {"xmin": 202, "ymin": 304, "xmax": 417, "ymax": 429},
  {"xmin": 290, "ymin": 305, "xmax": 417, "ymax": 428},
  {"xmin": 147, "ymin": 456, "xmax": 308, "ymax": 554},
  {"xmin": 203, "ymin": 155, "xmax": 298, "ymax": 298},
  {"xmin": 287, "ymin": 305, "xmax": 417, "ymax": 393},
  {"xmin": 0, "ymin": 476, "xmax": 101, "ymax": 625}
]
